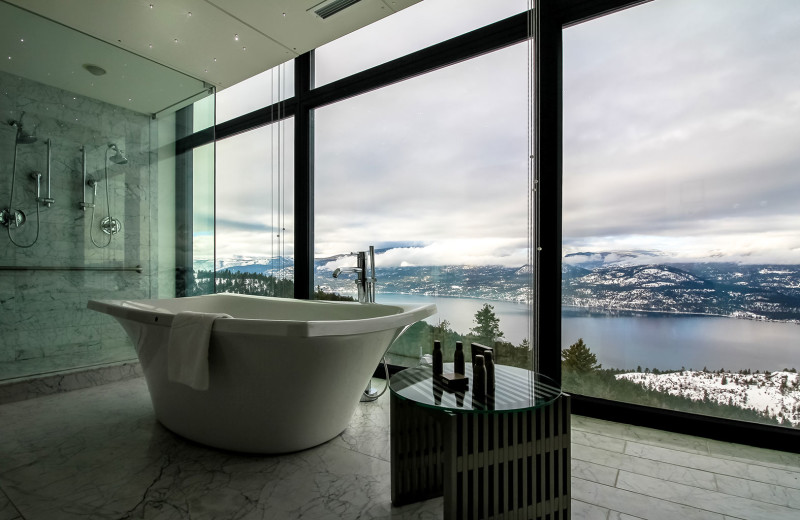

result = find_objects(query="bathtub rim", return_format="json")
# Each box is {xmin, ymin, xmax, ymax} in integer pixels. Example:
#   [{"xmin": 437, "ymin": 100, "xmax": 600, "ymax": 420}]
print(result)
[{"xmin": 88, "ymin": 293, "xmax": 437, "ymax": 338}]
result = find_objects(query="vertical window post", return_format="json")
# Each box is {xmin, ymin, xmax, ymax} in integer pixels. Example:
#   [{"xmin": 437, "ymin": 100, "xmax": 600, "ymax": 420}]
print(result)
[
  {"xmin": 175, "ymin": 107, "xmax": 194, "ymax": 297},
  {"xmin": 294, "ymin": 52, "xmax": 314, "ymax": 300},
  {"xmin": 535, "ymin": 0, "xmax": 564, "ymax": 385}
]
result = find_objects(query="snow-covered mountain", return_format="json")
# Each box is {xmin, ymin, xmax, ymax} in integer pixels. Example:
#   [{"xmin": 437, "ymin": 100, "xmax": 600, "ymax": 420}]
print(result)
[{"xmin": 617, "ymin": 370, "xmax": 800, "ymax": 426}]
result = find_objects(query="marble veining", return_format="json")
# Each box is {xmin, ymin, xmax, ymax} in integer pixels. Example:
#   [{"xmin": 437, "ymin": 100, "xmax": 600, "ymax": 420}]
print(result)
[
  {"xmin": 0, "ymin": 361, "xmax": 141, "ymax": 405},
  {"xmin": 1, "ymin": 377, "xmax": 799, "ymax": 519}
]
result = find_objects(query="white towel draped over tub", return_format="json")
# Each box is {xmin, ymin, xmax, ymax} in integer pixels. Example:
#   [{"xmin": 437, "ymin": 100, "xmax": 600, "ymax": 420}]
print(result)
[{"xmin": 168, "ymin": 311, "xmax": 232, "ymax": 390}]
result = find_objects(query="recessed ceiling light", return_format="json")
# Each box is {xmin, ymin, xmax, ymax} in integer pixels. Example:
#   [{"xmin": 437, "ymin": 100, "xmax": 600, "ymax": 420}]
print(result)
[
  {"xmin": 149, "ymin": 4, "xmax": 154, "ymax": 8},
  {"xmin": 187, "ymin": 11, "xmax": 192, "ymax": 17},
  {"xmin": 242, "ymin": 46, "xmax": 246, "ymax": 51},
  {"xmin": 174, "ymin": 38, "xmax": 179, "ymax": 43},
  {"xmin": 19, "ymin": 38, "xmax": 24, "ymax": 43},
  {"xmin": 234, "ymin": 34, "xmax": 239, "ymax": 41},
  {"xmin": 83, "ymin": 64, "xmax": 107, "ymax": 76}
]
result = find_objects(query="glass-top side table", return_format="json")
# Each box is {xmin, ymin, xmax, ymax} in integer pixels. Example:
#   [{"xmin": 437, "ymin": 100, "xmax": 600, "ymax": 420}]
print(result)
[
  {"xmin": 390, "ymin": 363, "xmax": 562, "ymax": 413},
  {"xmin": 389, "ymin": 363, "xmax": 571, "ymax": 520}
]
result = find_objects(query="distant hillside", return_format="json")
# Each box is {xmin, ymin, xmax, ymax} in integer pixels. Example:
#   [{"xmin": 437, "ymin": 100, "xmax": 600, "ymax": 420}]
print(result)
[
  {"xmin": 563, "ymin": 262, "xmax": 800, "ymax": 322},
  {"xmin": 210, "ymin": 252, "xmax": 800, "ymax": 322}
]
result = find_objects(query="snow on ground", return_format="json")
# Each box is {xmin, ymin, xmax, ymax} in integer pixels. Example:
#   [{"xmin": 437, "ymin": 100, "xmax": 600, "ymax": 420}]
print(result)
[{"xmin": 616, "ymin": 370, "xmax": 800, "ymax": 426}]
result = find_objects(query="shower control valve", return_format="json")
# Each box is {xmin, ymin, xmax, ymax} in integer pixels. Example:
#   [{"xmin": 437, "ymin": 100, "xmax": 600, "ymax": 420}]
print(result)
[{"xmin": 0, "ymin": 208, "xmax": 26, "ymax": 228}]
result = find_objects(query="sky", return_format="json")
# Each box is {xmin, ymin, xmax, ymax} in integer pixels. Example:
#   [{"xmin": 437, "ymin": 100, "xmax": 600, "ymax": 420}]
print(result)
[
  {"xmin": 211, "ymin": 0, "xmax": 800, "ymax": 270},
  {"xmin": 562, "ymin": 0, "xmax": 800, "ymax": 266}
]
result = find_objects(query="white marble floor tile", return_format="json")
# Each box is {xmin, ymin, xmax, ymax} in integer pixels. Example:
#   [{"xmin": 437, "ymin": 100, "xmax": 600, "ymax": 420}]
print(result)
[
  {"xmin": 713, "ymin": 473, "xmax": 800, "ymax": 509},
  {"xmin": 624, "ymin": 441, "xmax": 800, "ymax": 490},
  {"xmin": 0, "ymin": 488, "xmax": 22, "ymax": 520},
  {"xmin": 1, "ymin": 377, "xmax": 798, "ymax": 520},
  {"xmin": 572, "ymin": 428, "xmax": 628, "ymax": 454},
  {"xmin": 573, "ymin": 416, "xmax": 711, "ymax": 455},
  {"xmin": 572, "ymin": 477, "xmax": 725, "ymax": 520},
  {"xmin": 616, "ymin": 470, "xmax": 799, "ymax": 520},
  {"xmin": 608, "ymin": 512, "xmax": 646, "ymax": 520},
  {"xmin": 706, "ymin": 438, "xmax": 800, "ymax": 472},
  {"xmin": 572, "ymin": 498, "xmax": 610, "ymax": 519},
  {"xmin": 333, "ymin": 387, "xmax": 392, "ymax": 462},
  {"xmin": 572, "ymin": 458, "xmax": 619, "ymax": 487},
  {"xmin": 573, "ymin": 444, "xmax": 719, "ymax": 491}
]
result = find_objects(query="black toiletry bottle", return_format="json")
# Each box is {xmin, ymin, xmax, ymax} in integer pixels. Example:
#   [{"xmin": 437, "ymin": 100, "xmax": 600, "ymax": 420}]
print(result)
[
  {"xmin": 484, "ymin": 350, "xmax": 495, "ymax": 394},
  {"xmin": 473, "ymin": 355, "xmax": 486, "ymax": 402},
  {"xmin": 454, "ymin": 341, "xmax": 465, "ymax": 374},
  {"xmin": 432, "ymin": 340, "xmax": 443, "ymax": 375}
]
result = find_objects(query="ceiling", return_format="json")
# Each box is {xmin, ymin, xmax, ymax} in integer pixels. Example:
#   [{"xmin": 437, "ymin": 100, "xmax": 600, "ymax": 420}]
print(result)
[{"xmin": 1, "ymin": 0, "xmax": 421, "ymax": 115}]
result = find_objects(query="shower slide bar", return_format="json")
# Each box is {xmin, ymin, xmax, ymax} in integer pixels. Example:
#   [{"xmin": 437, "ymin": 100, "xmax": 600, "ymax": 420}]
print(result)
[{"xmin": 0, "ymin": 265, "xmax": 142, "ymax": 273}]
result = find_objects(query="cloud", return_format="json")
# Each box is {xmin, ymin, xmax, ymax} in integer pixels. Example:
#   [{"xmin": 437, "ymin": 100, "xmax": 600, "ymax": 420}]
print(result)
[
  {"xmin": 562, "ymin": 0, "xmax": 800, "ymax": 264},
  {"xmin": 318, "ymin": 239, "xmax": 529, "ymax": 270}
]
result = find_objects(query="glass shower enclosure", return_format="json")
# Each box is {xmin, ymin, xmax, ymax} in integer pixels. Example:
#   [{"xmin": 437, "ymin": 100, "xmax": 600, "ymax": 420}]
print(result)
[{"xmin": 0, "ymin": 2, "xmax": 214, "ymax": 382}]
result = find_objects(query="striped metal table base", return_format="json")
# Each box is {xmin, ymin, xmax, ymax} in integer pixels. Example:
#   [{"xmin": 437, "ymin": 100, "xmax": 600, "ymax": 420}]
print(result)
[{"xmin": 391, "ymin": 392, "xmax": 571, "ymax": 519}]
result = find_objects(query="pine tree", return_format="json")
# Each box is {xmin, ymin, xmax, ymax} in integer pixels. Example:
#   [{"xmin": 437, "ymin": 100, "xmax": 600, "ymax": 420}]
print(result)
[
  {"xmin": 470, "ymin": 303, "xmax": 504, "ymax": 343},
  {"xmin": 561, "ymin": 338, "xmax": 601, "ymax": 373}
]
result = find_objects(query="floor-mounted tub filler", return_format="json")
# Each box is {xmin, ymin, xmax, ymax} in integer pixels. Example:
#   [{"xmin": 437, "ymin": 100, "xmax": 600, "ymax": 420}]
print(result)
[{"xmin": 88, "ymin": 293, "xmax": 436, "ymax": 454}]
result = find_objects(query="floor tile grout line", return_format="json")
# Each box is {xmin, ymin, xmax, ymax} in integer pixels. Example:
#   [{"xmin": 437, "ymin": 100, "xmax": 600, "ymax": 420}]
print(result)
[
  {"xmin": 621, "ymin": 441, "xmax": 800, "ymax": 488},
  {"xmin": 0, "ymin": 484, "xmax": 25, "ymax": 520},
  {"xmin": 571, "ymin": 498, "xmax": 612, "ymax": 520},
  {"xmin": 616, "ymin": 468, "xmax": 800, "ymax": 514},
  {"xmin": 572, "ymin": 444, "xmax": 800, "ymax": 506},
  {"xmin": 572, "ymin": 425, "xmax": 711, "ymax": 457},
  {"xmin": 573, "ymin": 418, "xmax": 800, "ymax": 471},
  {"xmin": 574, "ymin": 476, "xmax": 731, "ymax": 519}
]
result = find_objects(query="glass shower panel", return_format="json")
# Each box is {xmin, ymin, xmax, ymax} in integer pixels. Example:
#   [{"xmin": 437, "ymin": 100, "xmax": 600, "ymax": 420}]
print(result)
[
  {"xmin": 0, "ymin": 2, "xmax": 211, "ymax": 382},
  {"xmin": 190, "ymin": 143, "xmax": 216, "ymax": 295},
  {"xmin": 315, "ymin": 42, "xmax": 531, "ymax": 369},
  {"xmin": 215, "ymin": 120, "xmax": 295, "ymax": 297},
  {"xmin": 0, "ymin": 70, "xmax": 152, "ymax": 380}
]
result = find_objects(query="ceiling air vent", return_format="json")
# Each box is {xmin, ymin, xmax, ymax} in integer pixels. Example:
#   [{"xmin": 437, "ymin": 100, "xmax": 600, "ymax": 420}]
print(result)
[{"xmin": 310, "ymin": 0, "xmax": 363, "ymax": 20}]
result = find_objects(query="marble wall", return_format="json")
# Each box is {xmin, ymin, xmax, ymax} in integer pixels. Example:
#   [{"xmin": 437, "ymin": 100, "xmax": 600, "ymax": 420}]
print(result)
[{"xmin": 0, "ymin": 70, "xmax": 158, "ymax": 381}]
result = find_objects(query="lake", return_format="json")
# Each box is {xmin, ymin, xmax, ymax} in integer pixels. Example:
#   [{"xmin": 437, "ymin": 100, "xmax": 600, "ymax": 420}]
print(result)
[{"xmin": 379, "ymin": 293, "xmax": 799, "ymax": 372}]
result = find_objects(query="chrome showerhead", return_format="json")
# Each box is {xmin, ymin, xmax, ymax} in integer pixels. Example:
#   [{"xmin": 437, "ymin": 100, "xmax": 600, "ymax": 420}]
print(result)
[
  {"xmin": 8, "ymin": 111, "xmax": 37, "ymax": 144},
  {"xmin": 107, "ymin": 143, "xmax": 128, "ymax": 165}
]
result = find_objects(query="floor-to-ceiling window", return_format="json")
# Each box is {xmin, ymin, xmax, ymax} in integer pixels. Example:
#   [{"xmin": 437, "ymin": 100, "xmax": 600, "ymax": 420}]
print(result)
[
  {"xmin": 214, "ymin": 121, "xmax": 294, "ymax": 297},
  {"xmin": 314, "ymin": 40, "xmax": 532, "ymax": 368},
  {"xmin": 562, "ymin": 0, "xmax": 800, "ymax": 430}
]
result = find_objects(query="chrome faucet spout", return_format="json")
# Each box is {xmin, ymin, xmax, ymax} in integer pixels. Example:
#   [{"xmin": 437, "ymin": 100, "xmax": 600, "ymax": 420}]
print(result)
[
  {"xmin": 332, "ymin": 267, "xmax": 362, "ymax": 278},
  {"xmin": 332, "ymin": 247, "xmax": 377, "ymax": 304}
]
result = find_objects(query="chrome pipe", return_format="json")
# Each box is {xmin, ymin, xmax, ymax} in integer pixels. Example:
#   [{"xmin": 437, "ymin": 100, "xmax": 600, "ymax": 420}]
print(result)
[{"xmin": 0, "ymin": 265, "xmax": 143, "ymax": 273}]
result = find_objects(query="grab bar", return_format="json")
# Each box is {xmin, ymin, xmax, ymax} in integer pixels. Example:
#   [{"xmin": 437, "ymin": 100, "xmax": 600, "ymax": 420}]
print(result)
[{"xmin": 0, "ymin": 265, "xmax": 142, "ymax": 273}]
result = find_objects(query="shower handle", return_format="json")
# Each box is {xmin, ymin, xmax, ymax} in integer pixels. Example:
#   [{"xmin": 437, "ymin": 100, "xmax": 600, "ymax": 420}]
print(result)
[{"xmin": 31, "ymin": 172, "xmax": 41, "ymax": 200}]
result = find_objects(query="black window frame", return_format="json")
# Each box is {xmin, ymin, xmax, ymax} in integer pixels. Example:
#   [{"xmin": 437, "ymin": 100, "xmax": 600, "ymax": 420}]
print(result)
[{"xmin": 174, "ymin": 0, "xmax": 800, "ymax": 453}]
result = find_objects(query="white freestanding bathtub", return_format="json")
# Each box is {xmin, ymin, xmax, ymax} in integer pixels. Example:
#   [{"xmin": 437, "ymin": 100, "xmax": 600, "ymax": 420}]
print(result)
[{"xmin": 88, "ymin": 293, "xmax": 435, "ymax": 454}]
